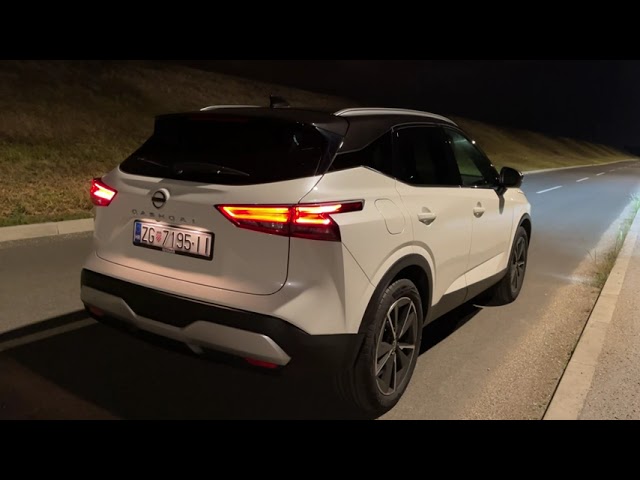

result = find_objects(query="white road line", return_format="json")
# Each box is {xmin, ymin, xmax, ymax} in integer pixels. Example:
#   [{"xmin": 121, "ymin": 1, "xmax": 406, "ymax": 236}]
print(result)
[
  {"xmin": 536, "ymin": 186, "xmax": 563, "ymax": 194},
  {"xmin": 0, "ymin": 319, "xmax": 95, "ymax": 353},
  {"xmin": 596, "ymin": 172, "xmax": 605, "ymax": 176},
  {"xmin": 576, "ymin": 177, "xmax": 589, "ymax": 183}
]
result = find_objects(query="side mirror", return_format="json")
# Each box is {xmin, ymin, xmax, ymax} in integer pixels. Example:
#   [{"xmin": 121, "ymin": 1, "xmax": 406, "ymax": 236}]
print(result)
[{"xmin": 499, "ymin": 166, "xmax": 523, "ymax": 189}]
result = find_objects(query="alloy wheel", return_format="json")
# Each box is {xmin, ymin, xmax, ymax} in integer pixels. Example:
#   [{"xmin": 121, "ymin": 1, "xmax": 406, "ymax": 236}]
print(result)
[
  {"xmin": 510, "ymin": 236, "xmax": 527, "ymax": 292},
  {"xmin": 374, "ymin": 297, "xmax": 419, "ymax": 396}
]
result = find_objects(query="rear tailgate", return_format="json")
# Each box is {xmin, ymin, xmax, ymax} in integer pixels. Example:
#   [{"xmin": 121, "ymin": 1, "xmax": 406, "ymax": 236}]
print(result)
[
  {"xmin": 93, "ymin": 111, "xmax": 347, "ymax": 295},
  {"xmin": 95, "ymin": 173, "xmax": 321, "ymax": 295}
]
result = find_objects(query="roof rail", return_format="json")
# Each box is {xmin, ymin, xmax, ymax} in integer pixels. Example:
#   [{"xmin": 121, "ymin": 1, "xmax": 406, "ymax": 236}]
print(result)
[
  {"xmin": 200, "ymin": 105, "xmax": 261, "ymax": 111},
  {"xmin": 334, "ymin": 108, "xmax": 456, "ymax": 125}
]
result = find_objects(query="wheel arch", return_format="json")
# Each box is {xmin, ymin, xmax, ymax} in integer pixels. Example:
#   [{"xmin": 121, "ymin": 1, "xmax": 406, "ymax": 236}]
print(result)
[
  {"xmin": 359, "ymin": 254, "xmax": 433, "ymax": 333},
  {"xmin": 518, "ymin": 213, "xmax": 532, "ymax": 242}
]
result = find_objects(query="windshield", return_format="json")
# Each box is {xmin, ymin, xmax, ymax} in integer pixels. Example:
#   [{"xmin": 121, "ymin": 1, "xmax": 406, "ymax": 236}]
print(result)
[{"xmin": 120, "ymin": 115, "xmax": 335, "ymax": 185}]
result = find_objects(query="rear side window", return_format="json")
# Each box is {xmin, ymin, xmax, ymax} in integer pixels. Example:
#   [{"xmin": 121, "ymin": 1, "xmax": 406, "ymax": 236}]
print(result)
[
  {"xmin": 120, "ymin": 115, "xmax": 335, "ymax": 185},
  {"xmin": 329, "ymin": 132, "xmax": 393, "ymax": 176}
]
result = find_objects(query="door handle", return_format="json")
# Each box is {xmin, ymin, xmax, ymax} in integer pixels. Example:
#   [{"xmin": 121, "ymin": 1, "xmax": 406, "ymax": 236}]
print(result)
[
  {"xmin": 418, "ymin": 212, "xmax": 437, "ymax": 225},
  {"xmin": 473, "ymin": 203, "xmax": 485, "ymax": 218}
]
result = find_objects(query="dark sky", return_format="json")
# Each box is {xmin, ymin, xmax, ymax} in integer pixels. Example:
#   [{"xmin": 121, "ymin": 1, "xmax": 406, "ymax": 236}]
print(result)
[{"xmin": 181, "ymin": 60, "xmax": 640, "ymax": 149}]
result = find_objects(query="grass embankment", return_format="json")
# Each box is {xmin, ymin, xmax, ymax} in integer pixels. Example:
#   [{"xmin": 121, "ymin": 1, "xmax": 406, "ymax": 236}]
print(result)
[
  {"xmin": 0, "ymin": 61, "xmax": 353, "ymax": 227},
  {"xmin": 452, "ymin": 116, "xmax": 630, "ymax": 172},
  {"xmin": 0, "ymin": 60, "xmax": 633, "ymax": 227}
]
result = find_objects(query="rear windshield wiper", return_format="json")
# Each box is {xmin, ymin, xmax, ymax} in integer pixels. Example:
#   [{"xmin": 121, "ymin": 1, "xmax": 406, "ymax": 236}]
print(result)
[
  {"xmin": 132, "ymin": 156, "xmax": 169, "ymax": 169},
  {"xmin": 172, "ymin": 162, "xmax": 250, "ymax": 177}
]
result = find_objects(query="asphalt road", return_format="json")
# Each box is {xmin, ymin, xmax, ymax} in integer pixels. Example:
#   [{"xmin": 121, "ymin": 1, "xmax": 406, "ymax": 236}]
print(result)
[{"xmin": 1, "ymin": 159, "xmax": 639, "ymax": 419}]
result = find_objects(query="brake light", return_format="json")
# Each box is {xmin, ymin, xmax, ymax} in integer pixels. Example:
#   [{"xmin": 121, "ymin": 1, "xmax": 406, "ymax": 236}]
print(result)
[
  {"xmin": 245, "ymin": 358, "xmax": 279, "ymax": 369},
  {"xmin": 291, "ymin": 202, "xmax": 363, "ymax": 241},
  {"xmin": 216, "ymin": 201, "xmax": 363, "ymax": 241},
  {"xmin": 217, "ymin": 205, "xmax": 290, "ymax": 236},
  {"xmin": 90, "ymin": 178, "xmax": 117, "ymax": 206},
  {"xmin": 87, "ymin": 305, "xmax": 105, "ymax": 317}
]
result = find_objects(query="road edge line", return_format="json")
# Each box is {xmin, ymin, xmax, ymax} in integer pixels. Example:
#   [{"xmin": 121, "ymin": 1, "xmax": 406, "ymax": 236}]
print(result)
[
  {"xmin": 543, "ymin": 206, "xmax": 640, "ymax": 420},
  {"xmin": 0, "ymin": 318, "xmax": 96, "ymax": 353},
  {"xmin": 0, "ymin": 217, "xmax": 94, "ymax": 243}
]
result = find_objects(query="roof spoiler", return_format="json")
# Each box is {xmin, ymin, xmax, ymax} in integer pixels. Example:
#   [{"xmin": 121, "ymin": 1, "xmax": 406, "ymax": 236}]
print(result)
[
  {"xmin": 200, "ymin": 105, "xmax": 260, "ymax": 111},
  {"xmin": 200, "ymin": 95, "xmax": 291, "ymax": 112}
]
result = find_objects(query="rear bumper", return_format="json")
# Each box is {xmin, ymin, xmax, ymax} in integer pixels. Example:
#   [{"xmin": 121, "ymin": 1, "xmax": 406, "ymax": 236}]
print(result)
[{"xmin": 80, "ymin": 269, "xmax": 363, "ymax": 370}]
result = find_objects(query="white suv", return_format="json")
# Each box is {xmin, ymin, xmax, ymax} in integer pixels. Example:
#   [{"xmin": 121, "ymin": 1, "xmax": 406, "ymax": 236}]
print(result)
[{"xmin": 81, "ymin": 104, "xmax": 531, "ymax": 415}]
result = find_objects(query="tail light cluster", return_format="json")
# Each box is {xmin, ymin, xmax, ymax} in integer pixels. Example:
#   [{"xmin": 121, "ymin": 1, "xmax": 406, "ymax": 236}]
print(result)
[
  {"xmin": 90, "ymin": 178, "xmax": 117, "ymax": 206},
  {"xmin": 216, "ymin": 201, "xmax": 363, "ymax": 242},
  {"xmin": 88, "ymin": 176, "xmax": 362, "ymax": 242}
]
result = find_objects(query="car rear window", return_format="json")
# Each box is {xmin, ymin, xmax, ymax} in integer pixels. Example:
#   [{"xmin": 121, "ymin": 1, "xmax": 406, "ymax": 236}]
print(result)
[{"xmin": 120, "ymin": 115, "xmax": 335, "ymax": 185}]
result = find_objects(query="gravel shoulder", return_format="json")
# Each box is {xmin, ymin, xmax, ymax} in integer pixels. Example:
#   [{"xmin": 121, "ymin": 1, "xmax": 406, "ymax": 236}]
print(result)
[{"xmin": 580, "ymin": 232, "xmax": 640, "ymax": 419}]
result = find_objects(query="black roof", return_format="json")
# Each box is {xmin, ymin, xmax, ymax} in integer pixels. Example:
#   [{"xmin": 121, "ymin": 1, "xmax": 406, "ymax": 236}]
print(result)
[
  {"xmin": 156, "ymin": 107, "xmax": 456, "ymax": 153},
  {"xmin": 337, "ymin": 113, "xmax": 455, "ymax": 153},
  {"xmin": 156, "ymin": 107, "xmax": 347, "ymax": 134}
]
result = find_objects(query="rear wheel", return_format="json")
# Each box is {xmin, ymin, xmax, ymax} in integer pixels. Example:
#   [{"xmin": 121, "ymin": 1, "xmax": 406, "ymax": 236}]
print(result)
[{"xmin": 338, "ymin": 279, "xmax": 423, "ymax": 416}]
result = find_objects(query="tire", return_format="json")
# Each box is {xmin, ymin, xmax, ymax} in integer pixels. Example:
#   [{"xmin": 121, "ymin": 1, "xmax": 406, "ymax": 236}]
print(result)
[
  {"xmin": 485, "ymin": 226, "xmax": 529, "ymax": 305},
  {"xmin": 337, "ymin": 278, "xmax": 423, "ymax": 416}
]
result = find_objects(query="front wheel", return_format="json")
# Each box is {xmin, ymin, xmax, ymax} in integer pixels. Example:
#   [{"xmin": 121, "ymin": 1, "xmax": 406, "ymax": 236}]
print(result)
[
  {"xmin": 337, "ymin": 279, "xmax": 423, "ymax": 416},
  {"xmin": 485, "ymin": 226, "xmax": 529, "ymax": 305}
]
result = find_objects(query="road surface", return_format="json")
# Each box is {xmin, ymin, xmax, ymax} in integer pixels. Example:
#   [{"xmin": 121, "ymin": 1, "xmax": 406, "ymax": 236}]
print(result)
[{"xmin": 1, "ymin": 160, "xmax": 639, "ymax": 419}]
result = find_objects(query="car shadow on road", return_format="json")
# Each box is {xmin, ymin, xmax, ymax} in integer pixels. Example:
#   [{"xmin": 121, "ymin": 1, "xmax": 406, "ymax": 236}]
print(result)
[
  {"xmin": 2, "ymin": 303, "xmax": 482, "ymax": 420},
  {"xmin": 420, "ymin": 302, "xmax": 482, "ymax": 354},
  {"xmin": 3, "ymin": 319, "xmax": 373, "ymax": 420}
]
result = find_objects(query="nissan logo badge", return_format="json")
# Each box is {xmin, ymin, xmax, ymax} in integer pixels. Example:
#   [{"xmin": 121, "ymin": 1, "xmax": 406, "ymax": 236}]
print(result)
[{"xmin": 151, "ymin": 189, "xmax": 169, "ymax": 209}]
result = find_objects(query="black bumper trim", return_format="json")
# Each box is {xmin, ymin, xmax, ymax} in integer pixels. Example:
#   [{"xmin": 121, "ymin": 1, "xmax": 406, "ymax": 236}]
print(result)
[{"xmin": 81, "ymin": 269, "xmax": 363, "ymax": 370}]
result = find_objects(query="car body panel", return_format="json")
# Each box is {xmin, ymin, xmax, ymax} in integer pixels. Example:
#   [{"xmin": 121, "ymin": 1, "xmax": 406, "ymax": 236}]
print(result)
[
  {"xmin": 82, "ymin": 106, "xmax": 532, "ymax": 372},
  {"xmin": 94, "ymin": 169, "xmax": 321, "ymax": 295}
]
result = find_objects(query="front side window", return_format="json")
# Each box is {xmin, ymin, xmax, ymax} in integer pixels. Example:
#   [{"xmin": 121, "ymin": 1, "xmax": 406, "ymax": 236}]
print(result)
[
  {"xmin": 444, "ymin": 128, "xmax": 499, "ymax": 187},
  {"xmin": 394, "ymin": 126, "xmax": 461, "ymax": 186}
]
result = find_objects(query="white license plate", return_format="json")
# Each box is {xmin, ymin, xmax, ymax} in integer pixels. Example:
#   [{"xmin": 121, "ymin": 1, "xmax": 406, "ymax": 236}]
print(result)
[{"xmin": 133, "ymin": 221, "xmax": 214, "ymax": 260}]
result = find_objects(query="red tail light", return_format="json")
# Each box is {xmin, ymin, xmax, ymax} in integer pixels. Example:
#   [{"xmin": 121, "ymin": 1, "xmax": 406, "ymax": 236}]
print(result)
[
  {"xmin": 87, "ymin": 305, "xmax": 105, "ymax": 317},
  {"xmin": 216, "ymin": 201, "xmax": 364, "ymax": 241},
  {"xmin": 291, "ymin": 202, "xmax": 363, "ymax": 241},
  {"xmin": 217, "ymin": 205, "xmax": 290, "ymax": 236},
  {"xmin": 90, "ymin": 178, "xmax": 117, "ymax": 206},
  {"xmin": 245, "ymin": 358, "xmax": 279, "ymax": 369}
]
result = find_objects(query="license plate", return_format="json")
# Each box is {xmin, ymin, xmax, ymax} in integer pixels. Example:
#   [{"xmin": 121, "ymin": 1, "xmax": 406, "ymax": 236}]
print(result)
[{"xmin": 133, "ymin": 221, "xmax": 214, "ymax": 260}]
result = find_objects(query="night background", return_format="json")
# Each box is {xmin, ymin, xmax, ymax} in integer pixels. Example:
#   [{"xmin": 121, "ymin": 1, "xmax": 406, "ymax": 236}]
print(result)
[
  {"xmin": 182, "ymin": 60, "xmax": 640, "ymax": 150},
  {"xmin": 1, "ymin": 58, "xmax": 640, "ymax": 421}
]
